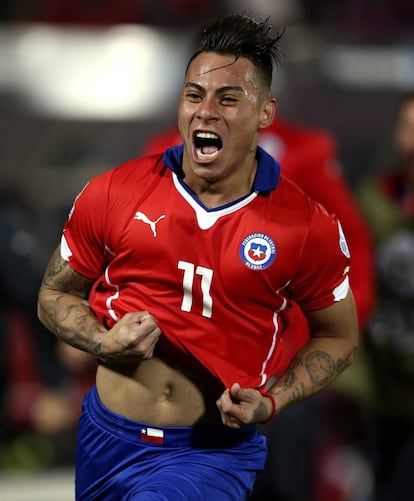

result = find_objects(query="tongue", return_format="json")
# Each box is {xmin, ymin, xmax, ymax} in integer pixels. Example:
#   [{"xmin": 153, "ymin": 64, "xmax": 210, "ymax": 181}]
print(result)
[{"xmin": 201, "ymin": 145, "xmax": 218, "ymax": 154}]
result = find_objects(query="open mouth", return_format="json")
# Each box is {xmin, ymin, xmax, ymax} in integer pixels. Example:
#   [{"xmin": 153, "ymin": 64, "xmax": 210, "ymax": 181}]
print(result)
[{"xmin": 193, "ymin": 131, "xmax": 223, "ymax": 162}]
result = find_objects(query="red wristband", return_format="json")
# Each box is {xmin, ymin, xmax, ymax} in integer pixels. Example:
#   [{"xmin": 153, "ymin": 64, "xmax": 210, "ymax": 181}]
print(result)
[{"xmin": 263, "ymin": 392, "xmax": 277, "ymax": 422}]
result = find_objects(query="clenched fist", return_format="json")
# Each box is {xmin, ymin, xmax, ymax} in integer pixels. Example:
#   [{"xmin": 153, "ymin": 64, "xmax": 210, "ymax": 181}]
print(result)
[{"xmin": 99, "ymin": 311, "xmax": 161, "ymax": 362}]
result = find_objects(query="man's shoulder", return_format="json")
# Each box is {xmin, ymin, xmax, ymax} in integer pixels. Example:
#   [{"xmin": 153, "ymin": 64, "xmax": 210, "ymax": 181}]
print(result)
[
  {"xmin": 94, "ymin": 153, "xmax": 167, "ymax": 186},
  {"xmin": 276, "ymin": 173, "xmax": 314, "ymax": 200},
  {"xmin": 270, "ymin": 174, "xmax": 322, "ymax": 223},
  {"xmin": 113, "ymin": 153, "xmax": 165, "ymax": 174},
  {"xmin": 83, "ymin": 154, "xmax": 169, "ymax": 209}
]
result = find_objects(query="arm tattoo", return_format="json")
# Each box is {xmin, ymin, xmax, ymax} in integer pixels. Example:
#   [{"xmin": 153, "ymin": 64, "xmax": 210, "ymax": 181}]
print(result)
[
  {"xmin": 53, "ymin": 298, "xmax": 104, "ymax": 356},
  {"xmin": 273, "ymin": 358, "xmax": 307, "ymax": 408},
  {"xmin": 305, "ymin": 350, "xmax": 337, "ymax": 387},
  {"xmin": 271, "ymin": 348, "xmax": 349, "ymax": 410},
  {"xmin": 253, "ymin": 400, "xmax": 268, "ymax": 423},
  {"xmin": 42, "ymin": 249, "xmax": 92, "ymax": 297},
  {"xmin": 39, "ymin": 248, "xmax": 105, "ymax": 356}
]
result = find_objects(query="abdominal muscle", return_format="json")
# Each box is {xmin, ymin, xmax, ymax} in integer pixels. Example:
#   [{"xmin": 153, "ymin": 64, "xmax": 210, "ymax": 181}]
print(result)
[{"xmin": 96, "ymin": 349, "xmax": 224, "ymax": 426}]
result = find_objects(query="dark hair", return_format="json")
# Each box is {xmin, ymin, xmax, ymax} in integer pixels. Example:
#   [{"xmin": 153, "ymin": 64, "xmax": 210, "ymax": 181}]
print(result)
[{"xmin": 187, "ymin": 13, "xmax": 284, "ymax": 91}]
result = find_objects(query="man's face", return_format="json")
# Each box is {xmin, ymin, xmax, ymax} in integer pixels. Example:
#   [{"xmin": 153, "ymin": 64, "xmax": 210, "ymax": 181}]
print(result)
[
  {"xmin": 394, "ymin": 99, "xmax": 414, "ymax": 170},
  {"xmin": 177, "ymin": 51, "xmax": 274, "ymax": 184}
]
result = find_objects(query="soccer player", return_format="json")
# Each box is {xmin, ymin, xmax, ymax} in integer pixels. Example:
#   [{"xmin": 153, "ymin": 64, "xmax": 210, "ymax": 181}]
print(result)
[
  {"xmin": 37, "ymin": 13, "xmax": 359, "ymax": 500},
  {"xmin": 141, "ymin": 117, "xmax": 375, "ymax": 370}
]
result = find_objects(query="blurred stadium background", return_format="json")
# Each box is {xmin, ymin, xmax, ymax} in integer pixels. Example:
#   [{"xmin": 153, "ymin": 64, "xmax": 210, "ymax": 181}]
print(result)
[{"xmin": 0, "ymin": 1, "xmax": 413, "ymax": 499}]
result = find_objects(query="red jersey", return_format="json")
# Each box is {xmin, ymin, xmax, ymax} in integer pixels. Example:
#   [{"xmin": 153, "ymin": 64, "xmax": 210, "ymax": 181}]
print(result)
[
  {"xmin": 141, "ymin": 121, "xmax": 375, "ymax": 371},
  {"xmin": 61, "ymin": 146, "xmax": 350, "ymax": 390},
  {"xmin": 259, "ymin": 120, "xmax": 375, "ymax": 330},
  {"xmin": 142, "ymin": 120, "xmax": 374, "ymax": 332}
]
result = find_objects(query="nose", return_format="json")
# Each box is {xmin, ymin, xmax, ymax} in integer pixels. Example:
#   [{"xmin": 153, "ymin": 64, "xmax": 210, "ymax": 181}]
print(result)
[{"xmin": 196, "ymin": 97, "xmax": 219, "ymax": 123}]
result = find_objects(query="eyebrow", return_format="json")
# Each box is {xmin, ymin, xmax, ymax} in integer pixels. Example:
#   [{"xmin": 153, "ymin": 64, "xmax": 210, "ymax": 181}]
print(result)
[{"xmin": 184, "ymin": 82, "xmax": 245, "ymax": 94}]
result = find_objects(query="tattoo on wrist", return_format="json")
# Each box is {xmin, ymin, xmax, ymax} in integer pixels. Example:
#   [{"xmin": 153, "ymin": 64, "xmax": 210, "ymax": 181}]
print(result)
[{"xmin": 253, "ymin": 400, "xmax": 268, "ymax": 423}]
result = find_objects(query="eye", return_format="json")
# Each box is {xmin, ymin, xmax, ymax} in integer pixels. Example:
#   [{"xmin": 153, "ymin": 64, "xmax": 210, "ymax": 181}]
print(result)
[
  {"xmin": 221, "ymin": 96, "xmax": 238, "ymax": 105},
  {"xmin": 186, "ymin": 92, "xmax": 202, "ymax": 102}
]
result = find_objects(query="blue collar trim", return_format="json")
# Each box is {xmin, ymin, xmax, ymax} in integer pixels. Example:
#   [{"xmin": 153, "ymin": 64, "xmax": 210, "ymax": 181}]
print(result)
[{"xmin": 163, "ymin": 145, "xmax": 280, "ymax": 192}]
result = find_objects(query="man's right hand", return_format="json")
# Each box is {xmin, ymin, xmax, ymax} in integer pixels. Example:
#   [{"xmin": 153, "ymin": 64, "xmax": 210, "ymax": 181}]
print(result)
[{"xmin": 100, "ymin": 311, "xmax": 161, "ymax": 362}]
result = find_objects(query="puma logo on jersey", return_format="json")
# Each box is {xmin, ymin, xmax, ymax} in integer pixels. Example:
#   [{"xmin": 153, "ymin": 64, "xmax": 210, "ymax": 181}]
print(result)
[{"xmin": 134, "ymin": 211, "xmax": 165, "ymax": 237}]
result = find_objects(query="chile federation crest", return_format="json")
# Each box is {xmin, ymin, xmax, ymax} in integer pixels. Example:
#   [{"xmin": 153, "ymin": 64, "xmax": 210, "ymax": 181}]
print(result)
[{"xmin": 240, "ymin": 233, "xmax": 276, "ymax": 270}]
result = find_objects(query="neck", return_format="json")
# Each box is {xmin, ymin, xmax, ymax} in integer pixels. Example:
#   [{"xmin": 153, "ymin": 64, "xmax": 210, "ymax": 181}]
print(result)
[
  {"xmin": 181, "ymin": 147, "xmax": 259, "ymax": 208},
  {"xmin": 190, "ymin": 162, "xmax": 258, "ymax": 209}
]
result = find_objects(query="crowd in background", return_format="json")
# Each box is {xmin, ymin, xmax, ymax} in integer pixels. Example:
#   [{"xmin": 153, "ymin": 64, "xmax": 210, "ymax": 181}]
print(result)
[
  {"xmin": 0, "ymin": 1, "xmax": 414, "ymax": 500},
  {"xmin": 0, "ymin": 0, "xmax": 411, "ymax": 39},
  {"xmin": 0, "ymin": 0, "xmax": 413, "ymax": 39}
]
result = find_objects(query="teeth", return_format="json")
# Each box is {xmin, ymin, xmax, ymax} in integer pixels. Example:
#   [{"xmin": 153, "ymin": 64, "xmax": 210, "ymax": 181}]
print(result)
[{"xmin": 195, "ymin": 131, "xmax": 219, "ymax": 140}]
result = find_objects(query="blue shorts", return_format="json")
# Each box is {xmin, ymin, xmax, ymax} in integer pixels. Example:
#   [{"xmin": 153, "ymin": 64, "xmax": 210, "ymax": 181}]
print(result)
[{"xmin": 75, "ymin": 385, "xmax": 268, "ymax": 500}]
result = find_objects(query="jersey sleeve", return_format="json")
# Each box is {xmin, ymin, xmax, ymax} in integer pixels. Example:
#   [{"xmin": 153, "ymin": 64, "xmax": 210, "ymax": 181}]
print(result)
[
  {"xmin": 297, "ymin": 158, "xmax": 375, "ymax": 329},
  {"xmin": 290, "ymin": 202, "xmax": 351, "ymax": 311},
  {"xmin": 61, "ymin": 174, "xmax": 111, "ymax": 279}
]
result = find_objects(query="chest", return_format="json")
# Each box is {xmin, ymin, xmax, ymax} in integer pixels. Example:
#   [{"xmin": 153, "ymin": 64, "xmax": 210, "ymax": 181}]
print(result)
[{"xmin": 108, "ymin": 178, "xmax": 308, "ymax": 304}]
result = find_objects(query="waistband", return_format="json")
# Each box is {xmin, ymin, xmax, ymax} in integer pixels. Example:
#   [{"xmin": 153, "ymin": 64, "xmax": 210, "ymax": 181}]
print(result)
[{"xmin": 87, "ymin": 385, "xmax": 258, "ymax": 448}]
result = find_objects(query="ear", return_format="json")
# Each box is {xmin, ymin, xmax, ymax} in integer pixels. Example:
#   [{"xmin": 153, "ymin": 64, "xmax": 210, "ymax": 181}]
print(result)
[{"xmin": 258, "ymin": 97, "xmax": 277, "ymax": 129}]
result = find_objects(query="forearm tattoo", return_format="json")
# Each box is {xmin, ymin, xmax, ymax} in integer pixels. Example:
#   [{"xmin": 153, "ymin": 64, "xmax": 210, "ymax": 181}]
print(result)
[
  {"xmin": 305, "ymin": 350, "xmax": 338, "ymax": 386},
  {"xmin": 273, "ymin": 349, "xmax": 350, "ymax": 410},
  {"xmin": 276, "ymin": 358, "xmax": 306, "ymax": 407},
  {"xmin": 53, "ymin": 297, "xmax": 105, "ymax": 356},
  {"xmin": 39, "ymin": 249, "xmax": 105, "ymax": 356}
]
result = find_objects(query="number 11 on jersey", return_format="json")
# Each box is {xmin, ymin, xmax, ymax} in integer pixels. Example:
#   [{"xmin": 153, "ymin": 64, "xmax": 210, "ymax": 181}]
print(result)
[{"xmin": 178, "ymin": 261, "xmax": 213, "ymax": 318}]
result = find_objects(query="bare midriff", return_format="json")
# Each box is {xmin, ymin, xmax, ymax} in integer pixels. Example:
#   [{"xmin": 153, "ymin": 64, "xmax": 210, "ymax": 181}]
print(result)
[{"xmin": 96, "ymin": 354, "xmax": 224, "ymax": 426}]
